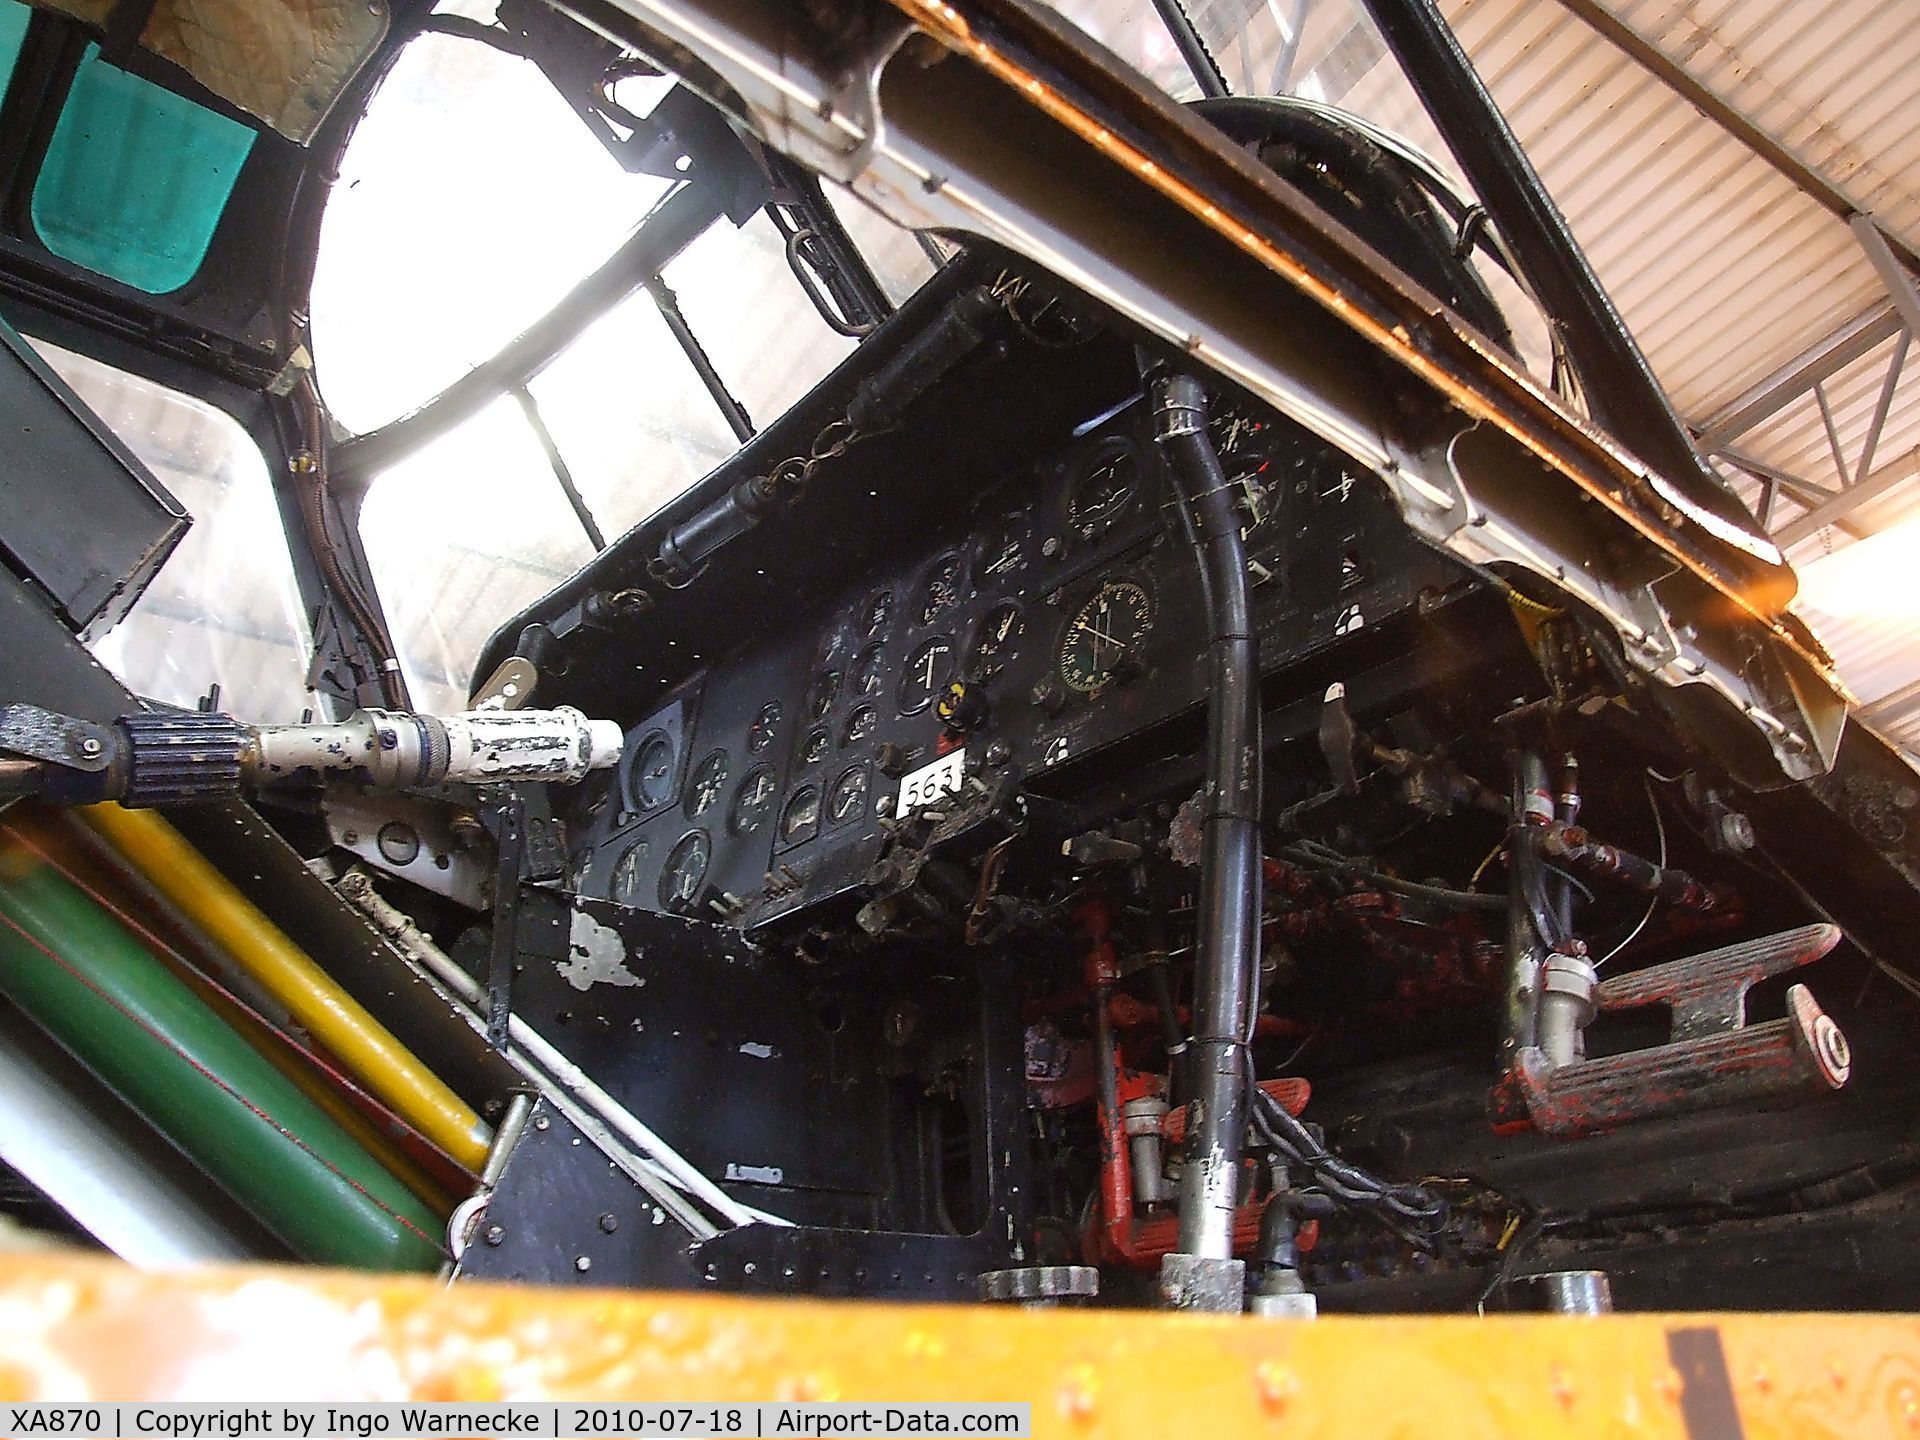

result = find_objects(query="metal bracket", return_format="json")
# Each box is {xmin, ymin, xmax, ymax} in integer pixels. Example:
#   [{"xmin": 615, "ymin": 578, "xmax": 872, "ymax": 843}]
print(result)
[
  {"xmin": 472, "ymin": 657, "xmax": 539, "ymax": 712},
  {"xmin": 0, "ymin": 704, "xmax": 112, "ymax": 772},
  {"xmin": 480, "ymin": 790, "xmax": 529, "ymax": 1049}
]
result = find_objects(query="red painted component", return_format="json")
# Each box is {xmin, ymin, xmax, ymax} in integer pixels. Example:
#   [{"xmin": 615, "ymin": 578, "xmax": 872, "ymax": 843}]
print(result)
[
  {"xmin": 1079, "ymin": 901, "xmax": 1317, "ymax": 1268},
  {"xmin": 1078, "ymin": 898, "xmax": 1121, "ymax": 989},
  {"xmin": 1163, "ymin": 1077, "xmax": 1309, "ymax": 1147},
  {"xmin": 1510, "ymin": 923, "xmax": 1852, "ymax": 1138}
]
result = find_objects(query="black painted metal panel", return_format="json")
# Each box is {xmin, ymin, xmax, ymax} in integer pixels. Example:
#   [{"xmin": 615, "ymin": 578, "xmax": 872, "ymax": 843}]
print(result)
[{"xmin": 0, "ymin": 313, "xmax": 187, "ymax": 632}]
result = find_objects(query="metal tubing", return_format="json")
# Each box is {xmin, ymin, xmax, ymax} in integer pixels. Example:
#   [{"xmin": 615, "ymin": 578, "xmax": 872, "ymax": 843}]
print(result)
[
  {"xmin": 247, "ymin": 708, "xmax": 622, "ymax": 788},
  {"xmin": 77, "ymin": 805, "xmax": 494, "ymax": 1173},
  {"xmin": 0, "ymin": 846, "xmax": 443, "ymax": 1271},
  {"xmin": 479, "ymin": 1093, "xmax": 535, "ymax": 1191},
  {"xmin": 1515, "ymin": 1269, "xmax": 1614, "ymax": 1314},
  {"xmin": 646, "ymin": 276, "xmax": 755, "ymax": 442},
  {"xmin": 1151, "ymin": 371, "xmax": 1261, "ymax": 1262},
  {"xmin": 1146, "ymin": 0, "xmax": 1228, "ymax": 98},
  {"xmin": 1502, "ymin": 752, "xmax": 1551, "ymax": 1069},
  {"xmin": 1541, "ymin": 821, "xmax": 1715, "ymax": 909}
]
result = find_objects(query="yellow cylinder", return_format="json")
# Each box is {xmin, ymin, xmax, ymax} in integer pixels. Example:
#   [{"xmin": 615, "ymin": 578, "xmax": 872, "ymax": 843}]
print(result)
[{"xmin": 79, "ymin": 804, "xmax": 492, "ymax": 1172}]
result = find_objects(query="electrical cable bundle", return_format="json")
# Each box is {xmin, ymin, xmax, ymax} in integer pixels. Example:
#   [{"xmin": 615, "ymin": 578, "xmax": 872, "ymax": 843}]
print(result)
[{"xmin": 1246, "ymin": 1076, "xmax": 1448, "ymax": 1240}]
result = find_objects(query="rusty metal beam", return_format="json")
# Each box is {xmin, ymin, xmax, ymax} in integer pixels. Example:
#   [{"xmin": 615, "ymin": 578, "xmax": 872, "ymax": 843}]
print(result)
[{"xmin": 3, "ymin": 1257, "xmax": 1920, "ymax": 1433}]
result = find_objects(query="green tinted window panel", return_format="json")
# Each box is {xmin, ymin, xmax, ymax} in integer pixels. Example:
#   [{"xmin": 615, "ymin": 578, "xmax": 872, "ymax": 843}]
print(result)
[
  {"xmin": 0, "ymin": 0, "xmax": 28, "ymax": 105},
  {"xmin": 31, "ymin": 45, "xmax": 255, "ymax": 294}
]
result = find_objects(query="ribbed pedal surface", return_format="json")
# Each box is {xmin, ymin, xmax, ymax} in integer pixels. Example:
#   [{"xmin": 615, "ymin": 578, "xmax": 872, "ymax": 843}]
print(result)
[{"xmin": 1516, "ymin": 925, "xmax": 1851, "ymax": 1139}]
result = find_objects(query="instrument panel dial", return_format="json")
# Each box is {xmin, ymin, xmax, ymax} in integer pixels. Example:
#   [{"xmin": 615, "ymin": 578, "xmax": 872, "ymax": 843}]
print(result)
[
  {"xmin": 844, "ymin": 704, "xmax": 877, "ymax": 747},
  {"xmin": 780, "ymin": 784, "xmax": 822, "ymax": 846},
  {"xmin": 829, "ymin": 765, "xmax": 870, "ymax": 826},
  {"xmin": 610, "ymin": 839, "xmax": 649, "ymax": 906},
  {"xmin": 730, "ymin": 765, "xmax": 778, "ymax": 835},
  {"xmin": 626, "ymin": 729, "xmax": 676, "ymax": 812},
  {"xmin": 808, "ymin": 668, "xmax": 841, "ymax": 720},
  {"xmin": 967, "ymin": 602, "xmax": 1026, "ymax": 680},
  {"xmin": 851, "ymin": 643, "xmax": 885, "ymax": 697},
  {"xmin": 658, "ymin": 830, "xmax": 711, "ymax": 913},
  {"xmin": 799, "ymin": 726, "xmax": 830, "ymax": 767},
  {"xmin": 1068, "ymin": 443, "xmax": 1138, "ymax": 540},
  {"xmin": 747, "ymin": 702, "xmax": 782, "ymax": 754},
  {"xmin": 918, "ymin": 551, "xmax": 965, "ymax": 625},
  {"xmin": 686, "ymin": 749, "xmax": 729, "ymax": 819},
  {"xmin": 976, "ymin": 515, "xmax": 1029, "ymax": 581},
  {"xmin": 1059, "ymin": 578, "xmax": 1154, "ymax": 693},
  {"xmin": 899, "ymin": 636, "xmax": 957, "ymax": 715}
]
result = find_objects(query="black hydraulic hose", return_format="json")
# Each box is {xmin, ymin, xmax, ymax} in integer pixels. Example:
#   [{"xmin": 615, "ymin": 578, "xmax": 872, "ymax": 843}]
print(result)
[
  {"xmin": 1270, "ymin": 844, "xmax": 1509, "ymax": 912},
  {"xmin": 1146, "ymin": 962, "xmax": 1188, "ymax": 1060},
  {"xmin": 1149, "ymin": 368, "xmax": 1262, "ymax": 1262}
]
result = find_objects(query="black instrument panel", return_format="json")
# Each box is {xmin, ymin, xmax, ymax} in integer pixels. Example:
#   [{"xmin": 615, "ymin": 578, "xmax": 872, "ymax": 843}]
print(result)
[{"xmin": 567, "ymin": 391, "xmax": 1464, "ymax": 929}]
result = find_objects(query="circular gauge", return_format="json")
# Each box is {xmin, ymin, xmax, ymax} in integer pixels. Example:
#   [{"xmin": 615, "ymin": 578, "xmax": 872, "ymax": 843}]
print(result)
[
  {"xmin": 851, "ymin": 643, "xmax": 886, "ymax": 697},
  {"xmin": 798, "ymin": 726, "xmax": 830, "ymax": 767},
  {"xmin": 1059, "ymin": 579, "xmax": 1155, "ymax": 693},
  {"xmin": 918, "ymin": 552, "xmax": 965, "ymax": 625},
  {"xmin": 862, "ymin": 589, "xmax": 894, "ymax": 638},
  {"xmin": 898, "ymin": 636, "xmax": 957, "ymax": 715},
  {"xmin": 1212, "ymin": 405, "xmax": 1280, "ymax": 538},
  {"xmin": 843, "ymin": 704, "xmax": 877, "ymax": 747},
  {"xmin": 976, "ymin": 515, "xmax": 1030, "ymax": 580},
  {"xmin": 747, "ymin": 702, "xmax": 782, "ymax": 754},
  {"xmin": 686, "ymin": 749, "xmax": 729, "ymax": 819},
  {"xmin": 730, "ymin": 765, "xmax": 778, "ymax": 835},
  {"xmin": 780, "ymin": 784, "xmax": 822, "ymax": 846},
  {"xmin": 626, "ymin": 729, "xmax": 676, "ymax": 811},
  {"xmin": 1069, "ymin": 443, "xmax": 1138, "ymax": 540},
  {"xmin": 1210, "ymin": 404, "xmax": 1273, "ymax": 460},
  {"xmin": 610, "ymin": 839, "xmax": 650, "ymax": 906},
  {"xmin": 968, "ymin": 602, "xmax": 1027, "ymax": 680},
  {"xmin": 828, "ymin": 765, "xmax": 870, "ymax": 827},
  {"xmin": 808, "ymin": 668, "xmax": 842, "ymax": 721},
  {"xmin": 658, "ymin": 830, "xmax": 711, "ymax": 913}
]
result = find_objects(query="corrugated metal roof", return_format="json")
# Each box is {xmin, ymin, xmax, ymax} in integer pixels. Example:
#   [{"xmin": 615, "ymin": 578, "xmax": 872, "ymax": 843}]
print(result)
[{"xmin": 1049, "ymin": 0, "xmax": 1920, "ymax": 745}]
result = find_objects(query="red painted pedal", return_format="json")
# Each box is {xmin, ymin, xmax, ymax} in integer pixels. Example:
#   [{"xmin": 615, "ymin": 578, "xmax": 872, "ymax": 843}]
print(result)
[{"xmin": 1515, "ymin": 923, "xmax": 1851, "ymax": 1138}]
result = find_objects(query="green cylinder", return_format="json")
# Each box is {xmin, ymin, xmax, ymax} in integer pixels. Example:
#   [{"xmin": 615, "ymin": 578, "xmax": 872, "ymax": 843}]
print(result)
[{"xmin": 0, "ymin": 845, "xmax": 443, "ymax": 1271}]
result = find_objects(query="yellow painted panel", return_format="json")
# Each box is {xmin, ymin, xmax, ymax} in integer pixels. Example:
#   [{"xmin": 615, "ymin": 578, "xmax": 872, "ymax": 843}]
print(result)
[{"xmin": 2, "ymin": 1258, "xmax": 1918, "ymax": 1439}]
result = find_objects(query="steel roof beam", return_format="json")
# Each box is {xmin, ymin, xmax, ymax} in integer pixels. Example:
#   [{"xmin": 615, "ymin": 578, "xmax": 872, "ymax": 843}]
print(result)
[
  {"xmin": 1853, "ymin": 215, "xmax": 1920, "ymax": 341},
  {"xmin": 1539, "ymin": 0, "xmax": 1920, "ymax": 277},
  {"xmin": 1693, "ymin": 303, "xmax": 1904, "ymax": 449},
  {"xmin": 1775, "ymin": 445, "xmax": 1920, "ymax": 547}
]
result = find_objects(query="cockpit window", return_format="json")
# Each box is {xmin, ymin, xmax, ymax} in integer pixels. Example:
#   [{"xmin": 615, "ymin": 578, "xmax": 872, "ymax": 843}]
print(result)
[
  {"xmin": 0, "ymin": 1, "xmax": 28, "ymax": 105},
  {"xmin": 30, "ymin": 44, "xmax": 256, "ymax": 295},
  {"xmin": 309, "ymin": 30, "xmax": 678, "ymax": 434},
  {"xmin": 336, "ymin": 16, "xmax": 937, "ymax": 706},
  {"xmin": 359, "ymin": 396, "xmax": 598, "ymax": 714},
  {"xmin": 521, "ymin": 284, "xmax": 738, "ymax": 539},
  {"xmin": 660, "ymin": 212, "xmax": 860, "ymax": 424},
  {"xmin": 1044, "ymin": 0, "xmax": 1210, "ymax": 98},
  {"xmin": 1035, "ymin": 0, "xmax": 1549, "ymax": 379}
]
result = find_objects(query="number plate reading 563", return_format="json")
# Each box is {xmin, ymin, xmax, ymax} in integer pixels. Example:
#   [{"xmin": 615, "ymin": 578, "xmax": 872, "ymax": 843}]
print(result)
[{"xmin": 898, "ymin": 750, "xmax": 966, "ymax": 815}]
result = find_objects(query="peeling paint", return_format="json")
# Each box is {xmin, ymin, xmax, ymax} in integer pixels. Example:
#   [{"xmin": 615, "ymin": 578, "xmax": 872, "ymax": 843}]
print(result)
[{"xmin": 558, "ymin": 908, "xmax": 644, "ymax": 991}]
